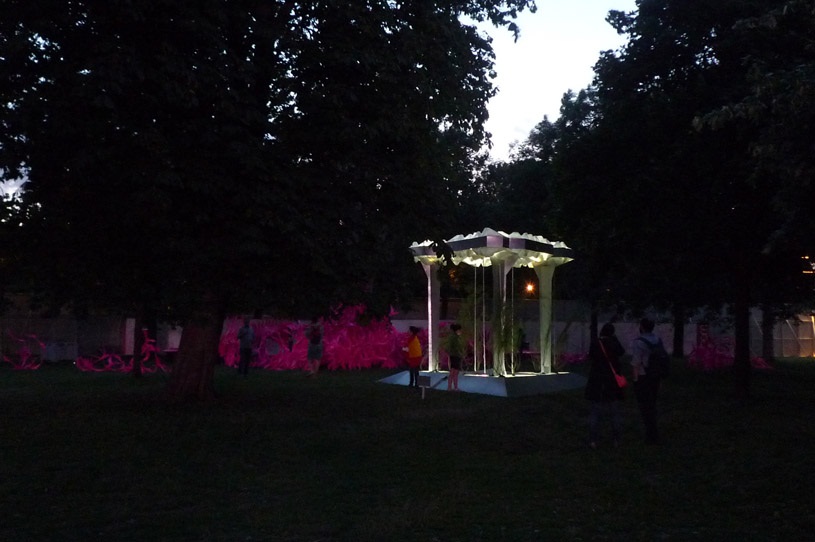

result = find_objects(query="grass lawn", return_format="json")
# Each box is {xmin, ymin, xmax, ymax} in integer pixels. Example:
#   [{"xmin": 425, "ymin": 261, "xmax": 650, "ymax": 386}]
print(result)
[{"xmin": 1, "ymin": 358, "xmax": 814, "ymax": 541}]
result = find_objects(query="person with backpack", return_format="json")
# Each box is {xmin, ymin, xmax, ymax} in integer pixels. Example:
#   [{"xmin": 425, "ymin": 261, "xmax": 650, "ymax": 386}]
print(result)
[
  {"xmin": 237, "ymin": 317, "xmax": 254, "ymax": 376},
  {"xmin": 631, "ymin": 317, "xmax": 668, "ymax": 445},
  {"xmin": 306, "ymin": 317, "xmax": 323, "ymax": 376}
]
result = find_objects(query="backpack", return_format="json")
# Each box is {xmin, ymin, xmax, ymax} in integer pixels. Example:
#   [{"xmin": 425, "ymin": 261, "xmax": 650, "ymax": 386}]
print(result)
[{"xmin": 638, "ymin": 337, "xmax": 670, "ymax": 379}]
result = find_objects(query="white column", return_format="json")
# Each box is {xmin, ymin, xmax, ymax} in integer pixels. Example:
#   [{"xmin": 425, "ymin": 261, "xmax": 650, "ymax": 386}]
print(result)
[
  {"xmin": 535, "ymin": 264, "xmax": 556, "ymax": 374},
  {"xmin": 491, "ymin": 263, "xmax": 506, "ymax": 376},
  {"xmin": 421, "ymin": 262, "xmax": 440, "ymax": 372},
  {"xmin": 491, "ymin": 256, "xmax": 518, "ymax": 377}
]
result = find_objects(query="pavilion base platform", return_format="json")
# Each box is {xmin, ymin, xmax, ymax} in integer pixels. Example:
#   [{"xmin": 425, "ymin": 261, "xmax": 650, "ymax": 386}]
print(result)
[{"xmin": 379, "ymin": 370, "xmax": 587, "ymax": 397}]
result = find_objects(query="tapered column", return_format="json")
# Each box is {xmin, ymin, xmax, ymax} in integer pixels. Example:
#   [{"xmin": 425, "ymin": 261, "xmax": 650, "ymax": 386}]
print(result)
[
  {"xmin": 421, "ymin": 262, "xmax": 440, "ymax": 371},
  {"xmin": 491, "ymin": 256, "xmax": 518, "ymax": 377},
  {"xmin": 491, "ymin": 263, "xmax": 506, "ymax": 376},
  {"xmin": 535, "ymin": 264, "xmax": 556, "ymax": 374}
]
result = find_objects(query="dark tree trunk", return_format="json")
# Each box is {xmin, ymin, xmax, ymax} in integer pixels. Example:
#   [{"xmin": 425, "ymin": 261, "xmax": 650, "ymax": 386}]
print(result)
[{"xmin": 166, "ymin": 314, "xmax": 222, "ymax": 401}]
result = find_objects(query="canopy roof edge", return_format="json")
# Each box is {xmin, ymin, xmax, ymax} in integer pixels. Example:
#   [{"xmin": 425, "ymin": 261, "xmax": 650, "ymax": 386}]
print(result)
[{"xmin": 410, "ymin": 228, "xmax": 574, "ymax": 268}]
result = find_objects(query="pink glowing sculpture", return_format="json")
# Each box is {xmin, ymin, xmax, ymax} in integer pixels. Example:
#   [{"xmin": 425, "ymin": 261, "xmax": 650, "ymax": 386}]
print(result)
[
  {"xmin": 15, "ymin": 304, "xmax": 428, "ymax": 374},
  {"xmin": 75, "ymin": 329, "xmax": 168, "ymax": 374},
  {"xmin": 219, "ymin": 305, "xmax": 421, "ymax": 372},
  {"xmin": 688, "ymin": 327, "xmax": 733, "ymax": 371},
  {"xmin": 2, "ymin": 331, "xmax": 44, "ymax": 370},
  {"xmin": 138, "ymin": 328, "xmax": 169, "ymax": 373},
  {"xmin": 688, "ymin": 325, "xmax": 772, "ymax": 371},
  {"xmin": 558, "ymin": 352, "xmax": 588, "ymax": 366},
  {"xmin": 75, "ymin": 347, "xmax": 127, "ymax": 372}
]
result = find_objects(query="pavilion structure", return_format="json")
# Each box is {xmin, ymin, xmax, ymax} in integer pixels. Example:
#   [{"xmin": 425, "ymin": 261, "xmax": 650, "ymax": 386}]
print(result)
[{"xmin": 409, "ymin": 228, "xmax": 574, "ymax": 378}]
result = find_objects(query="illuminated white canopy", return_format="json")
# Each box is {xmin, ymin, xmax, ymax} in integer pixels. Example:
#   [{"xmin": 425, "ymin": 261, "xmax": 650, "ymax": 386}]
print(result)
[
  {"xmin": 410, "ymin": 228, "xmax": 574, "ymax": 268},
  {"xmin": 409, "ymin": 228, "xmax": 574, "ymax": 376}
]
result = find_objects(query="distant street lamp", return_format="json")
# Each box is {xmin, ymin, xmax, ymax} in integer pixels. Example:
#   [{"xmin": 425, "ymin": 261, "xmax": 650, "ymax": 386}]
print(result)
[{"xmin": 525, "ymin": 282, "xmax": 535, "ymax": 295}]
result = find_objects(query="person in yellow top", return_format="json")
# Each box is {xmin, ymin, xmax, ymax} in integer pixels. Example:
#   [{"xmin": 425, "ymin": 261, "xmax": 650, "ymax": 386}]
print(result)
[{"xmin": 405, "ymin": 326, "xmax": 423, "ymax": 388}]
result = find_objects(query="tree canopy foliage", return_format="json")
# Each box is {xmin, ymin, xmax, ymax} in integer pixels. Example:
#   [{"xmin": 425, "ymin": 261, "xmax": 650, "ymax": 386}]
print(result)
[
  {"xmin": 0, "ymin": 0, "xmax": 536, "ymax": 398},
  {"xmin": 496, "ymin": 0, "xmax": 815, "ymax": 396},
  {"xmin": 0, "ymin": 0, "xmax": 535, "ymax": 318}
]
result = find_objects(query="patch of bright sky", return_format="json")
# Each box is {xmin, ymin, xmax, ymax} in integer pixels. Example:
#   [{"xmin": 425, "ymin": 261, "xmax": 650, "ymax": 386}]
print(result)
[
  {"xmin": 482, "ymin": 0, "xmax": 638, "ymax": 162},
  {"xmin": 0, "ymin": 175, "xmax": 27, "ymax": 200}
]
